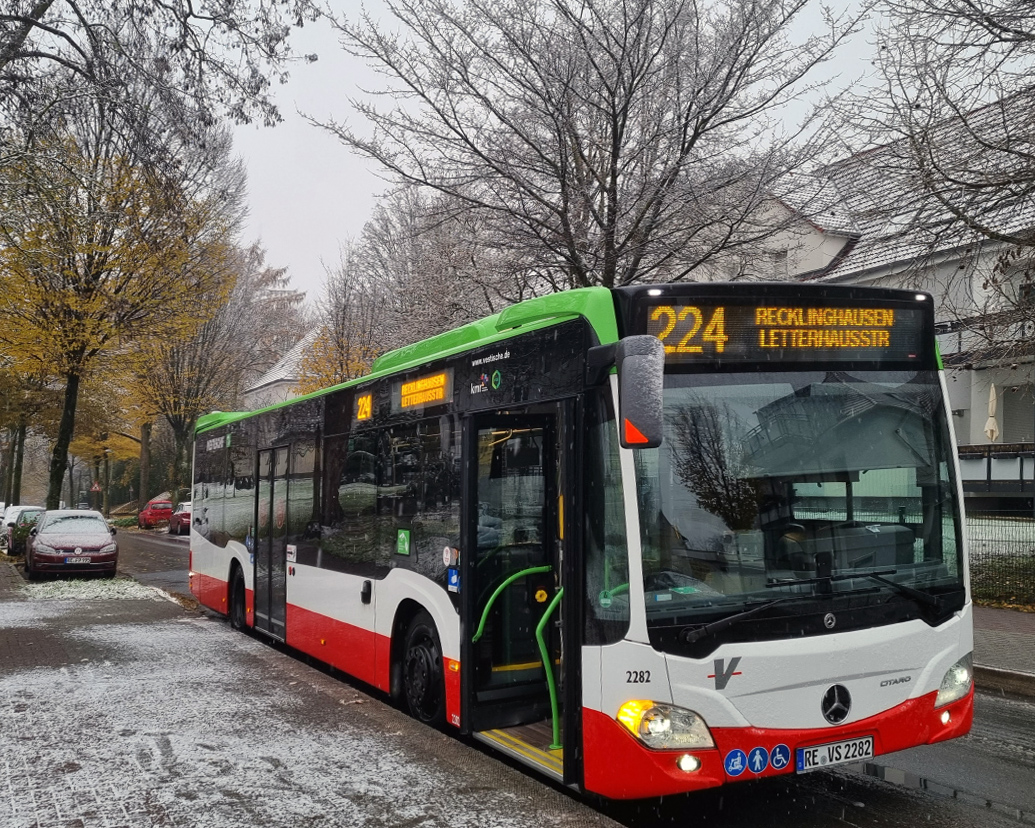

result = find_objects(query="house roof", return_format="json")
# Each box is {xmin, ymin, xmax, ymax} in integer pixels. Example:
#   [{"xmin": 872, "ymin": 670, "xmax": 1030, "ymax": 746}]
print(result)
[
  {"xmin": 244, "ymin": 330, "xmax": 317, "ymax": 395},
  {"xmin": 787, "ymin": 92, "xmax": 1035, "ymax": 281}
]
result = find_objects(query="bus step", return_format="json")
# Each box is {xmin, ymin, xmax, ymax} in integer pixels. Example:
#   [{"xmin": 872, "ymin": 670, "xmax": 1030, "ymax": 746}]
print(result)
[{"xmin": 473, "ymin": 725, "xmax": 563, "ymax": 781}]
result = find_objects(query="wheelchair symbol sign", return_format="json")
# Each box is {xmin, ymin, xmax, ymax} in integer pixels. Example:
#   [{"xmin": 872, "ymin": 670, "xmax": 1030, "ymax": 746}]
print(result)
[{"xmin": 770, "ymin": 744, "xmax": 791, "ymax": 771}]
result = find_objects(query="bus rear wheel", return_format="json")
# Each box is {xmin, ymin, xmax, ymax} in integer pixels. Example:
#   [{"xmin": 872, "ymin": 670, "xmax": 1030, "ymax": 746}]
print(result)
[
  {"xmin": 402, "ymin": 611, "xmax": 444, "ymax": 725},
  {"xmin": 229, "ymin": 567, "xmax": 246, "ymax": 631}
]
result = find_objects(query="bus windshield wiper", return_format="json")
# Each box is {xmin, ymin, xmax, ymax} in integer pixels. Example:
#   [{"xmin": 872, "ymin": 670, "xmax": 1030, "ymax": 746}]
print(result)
[
  {"xmin": 849, "ymin": 570, "xmax": 942, "ymax": 609},
  {"xmin": 678, "ymin": 597, "xmax": 794, "ymax": 645},
  {"xmin": 769, "ymin": 568, "xmax": 941, "ymax": 609}
]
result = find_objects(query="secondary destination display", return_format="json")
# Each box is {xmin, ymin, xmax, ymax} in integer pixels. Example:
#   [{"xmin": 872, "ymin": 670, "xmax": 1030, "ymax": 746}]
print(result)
[
  {"xmin": 392, "ymin": 368, "xmax": 454, "ymax": 413},
  {"xmin": 643, "ymin": 302, "xmax": 927, "ymax": 364}
]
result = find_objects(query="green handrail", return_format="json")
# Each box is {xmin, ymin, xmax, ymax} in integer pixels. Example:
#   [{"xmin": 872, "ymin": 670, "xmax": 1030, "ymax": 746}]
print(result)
[
  {"xmin": 471, "ymin": 565, "xmax": 553, "ymax": 643},
  {"xmin": 535, "ymin": 587, "xmax": 565, "ymax": 750}
]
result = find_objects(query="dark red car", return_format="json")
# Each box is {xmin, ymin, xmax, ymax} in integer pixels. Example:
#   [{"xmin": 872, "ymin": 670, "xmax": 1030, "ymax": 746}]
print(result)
[
  {"xmin": 25, "ymin": 510, "xmax": 118, "ymax": 579},
  {"xmin": 168, "ymin": 502, "xmax": 191, "ymax": 535},
  {"xmin": 138, "ymin": 500, "xmax": 173, "ymax": 529}
]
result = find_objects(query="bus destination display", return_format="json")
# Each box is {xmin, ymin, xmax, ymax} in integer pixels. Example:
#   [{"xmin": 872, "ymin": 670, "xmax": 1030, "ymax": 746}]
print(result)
[
  {"xmin": 644, "ymin": 302, "xmax": 926, "ymax": 364},
  {"xmin": 391, "ymin": 368, "xmax": 454, "ymax": 413}
]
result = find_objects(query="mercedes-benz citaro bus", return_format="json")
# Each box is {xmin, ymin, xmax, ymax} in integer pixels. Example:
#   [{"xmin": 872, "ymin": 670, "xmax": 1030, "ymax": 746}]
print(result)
[{"xmin": 190, "ymin": 283, "xmax": 972, "ymax": 799}]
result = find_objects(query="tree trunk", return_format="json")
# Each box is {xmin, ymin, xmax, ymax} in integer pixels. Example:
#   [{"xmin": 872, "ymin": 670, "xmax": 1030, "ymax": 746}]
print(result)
[
  {"xmin": 170, "ymin": 422, "xmax": 192, "ymax": 505},
  {"xmin": 2, "ymin": 430, "xmax": 13, "ymax": 505},
  {"xmin": 139, "ymin": 421, "xmax": 152, "ymax": 505},
  {"xmin": 46, "ymin": 371, "xmax": 80, "ymax": 509},
  {"xmin": 102, "ymin": 452, "xmax": 110, "ymax": 516},
  {"xmin": 66, "ymin": 458, "xmax": 76, "ymax": 506},
  {"xmin": 11, "ymin": 422, "xmax": 26, "ymax": 505}
]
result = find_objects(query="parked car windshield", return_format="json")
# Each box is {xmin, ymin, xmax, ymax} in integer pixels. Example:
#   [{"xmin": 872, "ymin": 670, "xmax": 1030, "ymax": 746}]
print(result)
[{"xmin": 40, "ymin": 515, "xmax": 111, "ymax": 535}]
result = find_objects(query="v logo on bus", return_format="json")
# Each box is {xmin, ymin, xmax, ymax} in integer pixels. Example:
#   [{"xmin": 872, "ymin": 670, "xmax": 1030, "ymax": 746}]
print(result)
[{"xmin": 709, "ymin": 657, "xmax": 742, "ymax": 690}]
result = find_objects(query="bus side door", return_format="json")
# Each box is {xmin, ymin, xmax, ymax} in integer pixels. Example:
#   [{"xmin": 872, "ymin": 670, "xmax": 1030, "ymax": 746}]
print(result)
[
  {"xmin": 462, "ymin": 408, "xmax": 566, "ymax": 736},
  {"xmin": 254, "ymin": 446, "xmax": 289, "ymax": 640}
]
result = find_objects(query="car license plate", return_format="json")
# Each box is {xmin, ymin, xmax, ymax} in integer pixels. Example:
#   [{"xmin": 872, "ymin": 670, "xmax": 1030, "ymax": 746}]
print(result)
[
  {"xmin": 65, "ymin": 556, "xmax": 91, "ymax": 564},
  {"xmin": 796, "ymin": 736, "xmax": 873, "ymax": 772}
]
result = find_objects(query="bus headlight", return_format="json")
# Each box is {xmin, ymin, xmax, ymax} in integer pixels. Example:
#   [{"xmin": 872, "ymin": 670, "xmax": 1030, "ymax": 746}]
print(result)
[
  {"xmin": 935, "ymin": 653, "xmax": 973, "ymax": 708},
  {"xmin": 616, "ymin": 700, "xmax": 715, "ymax": 750}
]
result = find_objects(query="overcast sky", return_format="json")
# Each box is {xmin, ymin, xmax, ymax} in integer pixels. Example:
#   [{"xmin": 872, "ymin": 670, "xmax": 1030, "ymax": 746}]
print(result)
[{"xmin": 232, "ymin": 13, "xmax": 386, "ymax": 304}]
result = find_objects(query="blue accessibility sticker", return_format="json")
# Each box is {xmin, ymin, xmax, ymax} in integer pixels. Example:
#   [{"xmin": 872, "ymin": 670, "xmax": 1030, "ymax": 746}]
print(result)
[
  {"xmin": 770, "ymin": 744, "xmax": 791, "ymax": 772},
  {"xmin": 747, "ymin": 746, "xmax": 770, "ymax": 774},
  {"xmin": 724, "ymin": 749, "xmax": 748, "ymax": 777}
]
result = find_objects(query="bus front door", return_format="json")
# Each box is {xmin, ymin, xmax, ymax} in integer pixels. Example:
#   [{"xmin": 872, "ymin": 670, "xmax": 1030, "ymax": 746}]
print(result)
[
  {"xmin": 464, "ymin": 409, "xmax": 568, "ymax": 778},
  {"xmin": 254, "ymin": 446, "xmax": 289, "ymax": 640}
]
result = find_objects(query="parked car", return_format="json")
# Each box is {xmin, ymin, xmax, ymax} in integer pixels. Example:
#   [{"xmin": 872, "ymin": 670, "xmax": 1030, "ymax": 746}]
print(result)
[
  {"xmin": 24, "ymin": 510, "xmax": 118, "ymax": 579},
  {"xmin": 1, "ymin": 505, "xmax": 45, "ymax": 555},
  {"xmin": 168, "ymin": 502, "xmax": 192, "ymax": 535},
  {"xmin": 138, "ymin": 500, "xmax": 173, "ymax": 529}
]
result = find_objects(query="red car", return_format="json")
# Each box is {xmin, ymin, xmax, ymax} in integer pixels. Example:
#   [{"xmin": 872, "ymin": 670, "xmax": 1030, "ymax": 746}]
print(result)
[
  {"xmin": 25, "ymin": 510, "xmax": 118, "ymax": 579},
  {"xmin": 168, "ymin": 502, "xmax": 192, "ymax": 535},
  {"xmin": 138, "ymin": 500, "xmax": 173, "ymax": 529}
]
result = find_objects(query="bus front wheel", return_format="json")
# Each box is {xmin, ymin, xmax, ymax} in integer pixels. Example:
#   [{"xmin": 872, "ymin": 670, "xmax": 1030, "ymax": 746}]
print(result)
[
  {"xmin": 229, "ymin": 567, "xmax": 247, "ymax": 631},
  {"xmin": 402, "ymin": 611, "xmax": 444, "ymax": 725}
]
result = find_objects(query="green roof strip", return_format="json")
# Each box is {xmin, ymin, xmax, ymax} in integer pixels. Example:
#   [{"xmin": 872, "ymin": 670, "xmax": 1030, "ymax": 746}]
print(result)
[
  {"xmin": 196, "ymin": 410, "xmax": 256, "ymax": 434},
  {"xmin": 371, "ymin": 314, "xmax": 503, "ymax": 374},
  {"xmin": 197, "ymin": 287, "xmax": 623, "ymax": 436},
  {"xmin": 371, "ymin": 287, "xmax": 619, "ymax": 376},
  {"xmin": 494, "ymin": 287, "xmax": 619, "ymax": 342}
]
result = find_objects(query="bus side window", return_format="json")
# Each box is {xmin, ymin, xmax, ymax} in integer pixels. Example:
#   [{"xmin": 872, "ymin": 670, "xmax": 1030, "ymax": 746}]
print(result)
[{"xmin": 584, "ymin": 390, "xmax": 631, "ymax": 646}]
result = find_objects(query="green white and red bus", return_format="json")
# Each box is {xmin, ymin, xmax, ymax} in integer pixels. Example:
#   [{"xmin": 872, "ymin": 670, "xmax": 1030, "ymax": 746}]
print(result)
[{"xmin": 190, "ymin": 282, "xmax": 972, "ymax": 799}]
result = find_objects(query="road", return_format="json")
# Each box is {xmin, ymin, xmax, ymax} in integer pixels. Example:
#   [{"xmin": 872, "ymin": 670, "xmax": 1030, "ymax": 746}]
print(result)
[{"xmin": 1, "ymin": 530, "xmax": 1031, "ymax": 828}]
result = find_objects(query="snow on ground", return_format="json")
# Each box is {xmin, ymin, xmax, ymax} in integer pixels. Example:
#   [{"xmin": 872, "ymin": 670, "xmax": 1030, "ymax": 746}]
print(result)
[
  {"xmin": 1, "ymin": 599, "xmax": 603, "ymax": 828},
  {"xmin": 19, "ymin": 575, "xmax": 171, "ymax": 602}
]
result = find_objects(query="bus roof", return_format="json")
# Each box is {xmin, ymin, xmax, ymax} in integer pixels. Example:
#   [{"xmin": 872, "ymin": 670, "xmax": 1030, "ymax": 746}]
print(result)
[{"xmin": 196, "ymin": 286, "xmax": 620, "ymax": 435}]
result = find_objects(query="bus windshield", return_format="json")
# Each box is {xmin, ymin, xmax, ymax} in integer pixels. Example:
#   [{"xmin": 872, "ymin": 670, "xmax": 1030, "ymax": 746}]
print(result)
[{"xmin": 634, "ymin": 369, "xmax": 965, "ymax": 649}]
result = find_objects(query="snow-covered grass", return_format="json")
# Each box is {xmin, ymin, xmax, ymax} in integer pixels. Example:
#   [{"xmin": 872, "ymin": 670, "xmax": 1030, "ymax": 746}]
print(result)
[{"xmin": 18, "ymin": 575, "xmax": 171, "ymax": 602}]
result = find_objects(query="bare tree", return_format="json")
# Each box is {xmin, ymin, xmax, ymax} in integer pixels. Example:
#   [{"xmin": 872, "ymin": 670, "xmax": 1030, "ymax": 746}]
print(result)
[
  {"xmin": 128, "ymin": 243, "xmax": 307, "ymax": 498},
  {"xmin": 318, "ymin": 0, "xmax": 859, "ymax": 291},
  {"xmin": 860, "ymin": 0, "xmax": 1035, "ymax": 245},
  {"xmin": 0, "ymin": 0, "xmax": 320, "ymax": 128},
  {"xmin": 833, "ymin": 1, "xmax": 1035, "ymax": 364},
  {"xmin": 296, "ymin": 244, "xmax": 387, "ymax": 393}
]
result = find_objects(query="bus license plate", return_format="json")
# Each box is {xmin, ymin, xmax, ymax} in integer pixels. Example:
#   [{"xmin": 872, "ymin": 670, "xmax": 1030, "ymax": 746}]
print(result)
[
  {"xmin": 796, "ymin": 736, "xmax": 873, "ymax": 772},
  {"xmin": 65, "ymin": 556, "xmax": 91, "ymax": 564}
]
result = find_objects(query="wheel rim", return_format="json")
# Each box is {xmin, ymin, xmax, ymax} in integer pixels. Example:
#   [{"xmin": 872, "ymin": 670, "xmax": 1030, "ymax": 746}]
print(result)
[{"xmin": 404, "ymin": 629, "xmax": 441, "ymax": 722}]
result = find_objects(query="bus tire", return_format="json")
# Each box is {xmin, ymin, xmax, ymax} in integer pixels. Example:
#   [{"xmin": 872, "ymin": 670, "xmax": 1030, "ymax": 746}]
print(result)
[
  {"xmin": 402, "ymin": 610, "xmax": 445, "ymax": 725},
  {"xmin": 229, "ymin": 566, "xmax": 247, "ymax": 631}
]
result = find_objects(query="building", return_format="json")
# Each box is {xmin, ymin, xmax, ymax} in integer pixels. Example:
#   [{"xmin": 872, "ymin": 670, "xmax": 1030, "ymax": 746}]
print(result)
[{"xmin": 767, "ymin": 120, "xmax": 1035, "ymax": 513}]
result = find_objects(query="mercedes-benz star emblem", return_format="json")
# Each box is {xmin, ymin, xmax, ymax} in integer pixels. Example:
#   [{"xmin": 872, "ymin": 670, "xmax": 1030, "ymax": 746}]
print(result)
[
  {"xmin": 822, "ymin": 684, "xmax": 852, "ymax": 724},
  {"xmin": 823, "ymin": 612, "xmax": 836, "ymax": 629}
]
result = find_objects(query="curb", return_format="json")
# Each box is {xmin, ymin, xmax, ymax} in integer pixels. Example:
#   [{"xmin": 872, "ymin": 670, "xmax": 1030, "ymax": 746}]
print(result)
[{"xmin": 974, "ymin": 665, "xmax": 1035, "ymax": 700}]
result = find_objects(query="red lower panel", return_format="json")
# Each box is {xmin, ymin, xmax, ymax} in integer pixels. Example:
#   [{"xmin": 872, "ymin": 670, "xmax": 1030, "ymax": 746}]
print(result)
[
  {"xmin": 445, "ymin": 658, "xmax": 461, "ymax": 728},
  {"xmin": 582, "ymin": 688, "xmax": 973, "ymax": 800},
  {"xmin": 286, "ymin": 603, "xmax": 388, "ymax": 691},
  {"xmin": 191, "ymin": 571, "xmax": 227, "ymax": 614}
]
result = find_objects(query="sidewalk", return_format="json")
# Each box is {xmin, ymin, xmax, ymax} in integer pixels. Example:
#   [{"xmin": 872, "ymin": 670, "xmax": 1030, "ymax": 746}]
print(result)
[
  {"xmin": 2, "ymin": 554, "xmax": 1033, "ymax": 698},
  {"xmin": 972, "ymin": 605, "xmax": 1035, "ymax": 699}
]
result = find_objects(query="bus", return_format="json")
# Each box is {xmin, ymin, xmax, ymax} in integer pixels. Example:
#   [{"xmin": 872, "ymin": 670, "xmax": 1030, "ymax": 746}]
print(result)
[{"xmin": 190, "ymin": 282, "xmax": 973, "ymax": 800}]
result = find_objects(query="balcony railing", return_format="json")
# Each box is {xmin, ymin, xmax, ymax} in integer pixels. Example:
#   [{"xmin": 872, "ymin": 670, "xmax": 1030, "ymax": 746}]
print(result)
[{"xmin": 958, "ymin": 443, "xmax": 1035, "ymax": 495}]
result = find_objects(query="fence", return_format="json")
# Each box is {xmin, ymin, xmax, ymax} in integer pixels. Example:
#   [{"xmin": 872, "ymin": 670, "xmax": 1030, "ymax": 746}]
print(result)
[{"xmin": 968, "ymin": 513, "xmax": 1035, "ymax": 606}]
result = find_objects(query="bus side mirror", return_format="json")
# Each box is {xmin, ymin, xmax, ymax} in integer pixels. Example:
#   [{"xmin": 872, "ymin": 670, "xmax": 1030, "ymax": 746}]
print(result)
[{"xmin": 615, "ymin": 335, "xmax": 664, "ymax": 449}]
